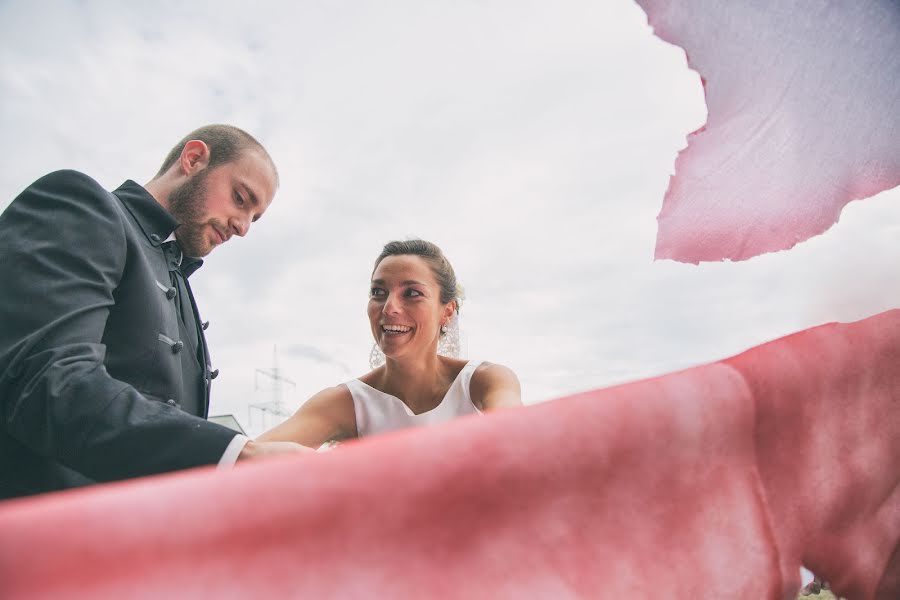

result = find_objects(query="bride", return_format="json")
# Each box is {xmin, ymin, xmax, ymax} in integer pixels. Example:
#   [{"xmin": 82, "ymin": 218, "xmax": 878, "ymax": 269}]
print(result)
[{"xmin": 258, "ymin": 239, "xmax": 521, "ymax": 448}]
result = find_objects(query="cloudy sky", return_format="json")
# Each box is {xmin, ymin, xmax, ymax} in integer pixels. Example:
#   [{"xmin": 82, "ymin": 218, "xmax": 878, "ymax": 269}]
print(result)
[{"xmin": 2, "ymin": 0, "xmax": 898, "ymax": 437}]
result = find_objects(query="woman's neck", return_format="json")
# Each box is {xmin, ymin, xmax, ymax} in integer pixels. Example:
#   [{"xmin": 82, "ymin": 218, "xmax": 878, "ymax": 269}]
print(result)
[{"xmin": 378, "ymin": 353, "xmax": 453, "ymax": 411}]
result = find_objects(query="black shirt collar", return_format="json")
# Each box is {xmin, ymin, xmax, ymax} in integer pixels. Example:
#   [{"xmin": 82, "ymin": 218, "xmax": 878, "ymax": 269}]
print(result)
[
  {"xmin": 113, "ymin": 180, "xmax": 179, "ymax": 245},
  {"xmin": 181, "ymin": 255, "xmax": 204, "ymax": 278},
  {"xmin": 112, "ymin": 180, "xmax": 204, "ymax": 277}
]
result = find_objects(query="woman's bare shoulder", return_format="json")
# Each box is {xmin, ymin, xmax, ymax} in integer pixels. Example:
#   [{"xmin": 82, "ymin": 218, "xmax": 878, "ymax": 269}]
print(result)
[
  {"xmin": 472, "ymin": 361, "xmax": 518, "ymax": 380},
  {"xmin": 356, "ymin": 366, "xmax": 384, "ymax": 388},
  {"xmin": 304, "ymin": 384, "xmax": 354, "ymax": 411},
  {"xmin": 470, "ymin": 361, "xmax": 522, "ymax": 409}
]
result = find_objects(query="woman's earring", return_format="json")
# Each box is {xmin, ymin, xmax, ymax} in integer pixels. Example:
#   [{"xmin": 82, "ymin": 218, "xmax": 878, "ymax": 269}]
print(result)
[
  {"xmin": 369, "ymin": 342, "xmax": 385, "ymax": 369},
  {"xmin": 437, "ymin": 314, "xmax": 461, "ymax": 358}
]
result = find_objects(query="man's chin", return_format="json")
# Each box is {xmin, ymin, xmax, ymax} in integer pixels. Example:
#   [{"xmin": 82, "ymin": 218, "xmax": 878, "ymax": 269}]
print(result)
[
  {"xmin": 188, "ymin": 245, "xmax": 214, "ymax": 258},
  {"xmin": 176, "ymin": 238, "xmax": 213, "ymax": 259}
]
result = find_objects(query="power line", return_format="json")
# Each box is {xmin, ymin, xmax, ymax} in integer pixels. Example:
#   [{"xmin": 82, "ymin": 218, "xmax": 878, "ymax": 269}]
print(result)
[{"xmin": 249, "ymin": 345, "xmax": 296, "ymax": 430}]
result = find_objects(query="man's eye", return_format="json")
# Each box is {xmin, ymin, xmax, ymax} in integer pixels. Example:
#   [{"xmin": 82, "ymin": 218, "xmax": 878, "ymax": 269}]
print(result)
[{"xmin": 234, "ymin": 192, "xmax": 245, "ymax": 206}]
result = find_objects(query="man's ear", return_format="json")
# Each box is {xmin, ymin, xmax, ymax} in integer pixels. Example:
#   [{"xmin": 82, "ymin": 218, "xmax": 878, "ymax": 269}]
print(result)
[{"xmin": 179, "ymin": 140, "xmax": 211, "ymax": 176}]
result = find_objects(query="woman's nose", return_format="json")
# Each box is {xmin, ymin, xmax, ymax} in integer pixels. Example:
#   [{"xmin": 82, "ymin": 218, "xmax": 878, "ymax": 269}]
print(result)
[{"xmin": 383, "ymin": 294, "xmax": 401, "ymax": 314}]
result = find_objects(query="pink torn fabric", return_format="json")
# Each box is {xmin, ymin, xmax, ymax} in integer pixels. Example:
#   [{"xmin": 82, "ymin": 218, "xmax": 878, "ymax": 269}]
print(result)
[
  {"xmin": 635, "ymin": 0, "xmax": 900, "ymax": 263},
  {"xmin": 726, "ymin": 311, "xmax": 900, "ymax": 599},
  {"xmin": 0, "ymin": 310, "xmax": 898, "ymax": 599}
]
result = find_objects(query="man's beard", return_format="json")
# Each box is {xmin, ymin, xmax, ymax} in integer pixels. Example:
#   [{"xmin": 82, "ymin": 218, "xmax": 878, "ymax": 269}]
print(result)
[{"xmin": 168, "ymin": 171, "xmax": 213, "ymax": 258}]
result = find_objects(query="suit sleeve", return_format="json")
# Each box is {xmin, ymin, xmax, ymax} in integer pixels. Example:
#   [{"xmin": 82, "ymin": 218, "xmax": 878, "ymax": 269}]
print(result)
[{"xmin": 0, "ymin": 170, "xmax": 236, "ymax": 482}]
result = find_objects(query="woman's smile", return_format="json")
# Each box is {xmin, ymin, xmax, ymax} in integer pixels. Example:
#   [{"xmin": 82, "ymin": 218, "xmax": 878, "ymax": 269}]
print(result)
[{"xmin": 382, "ymin": 324, "xmax": 413, "ymax": 335}]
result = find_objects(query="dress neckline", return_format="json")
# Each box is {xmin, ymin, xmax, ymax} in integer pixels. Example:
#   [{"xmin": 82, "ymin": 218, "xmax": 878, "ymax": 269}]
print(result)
[{"xmin": 355, "ymin": 360, "xmax": 474, "ymax": 417}]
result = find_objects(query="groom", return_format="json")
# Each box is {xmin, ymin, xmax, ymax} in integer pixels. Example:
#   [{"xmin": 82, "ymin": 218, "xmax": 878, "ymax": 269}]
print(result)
[{"xmin": 0, "ymin": 124, "xmax": 306, "ymax": 499}]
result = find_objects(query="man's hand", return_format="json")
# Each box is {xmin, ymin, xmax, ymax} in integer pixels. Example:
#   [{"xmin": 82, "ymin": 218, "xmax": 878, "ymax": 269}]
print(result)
[{"xmin": 237, "ymin": 440, "xmax": 313, "ymax": 461}]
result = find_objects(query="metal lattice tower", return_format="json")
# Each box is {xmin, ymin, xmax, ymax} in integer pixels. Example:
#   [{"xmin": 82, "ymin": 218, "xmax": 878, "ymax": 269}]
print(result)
[{"xmin": 249, "ymin": 345, "xmax": 296, "ymax": 430}]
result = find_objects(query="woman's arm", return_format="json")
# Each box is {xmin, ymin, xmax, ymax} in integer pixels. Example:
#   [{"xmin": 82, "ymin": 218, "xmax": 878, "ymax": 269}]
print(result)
[
  {"xmin": 470, "ymin": 362, "xmax": 523, "ymax": 411},
  {"xmin": 256, "ymin": 385, "xmax": 357, "ymax": 448}
]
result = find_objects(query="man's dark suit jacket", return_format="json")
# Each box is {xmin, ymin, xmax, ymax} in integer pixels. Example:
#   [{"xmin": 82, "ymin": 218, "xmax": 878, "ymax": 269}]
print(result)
[{"xmin": 0, "ymin": 170, "xmax": 238, "ymax": 499}]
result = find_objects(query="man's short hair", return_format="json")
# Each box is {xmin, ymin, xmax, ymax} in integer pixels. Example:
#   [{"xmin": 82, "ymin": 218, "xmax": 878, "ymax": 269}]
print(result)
[{"xmin": 155, "ymin": 124, "xmax": 278, "ymax": 184}]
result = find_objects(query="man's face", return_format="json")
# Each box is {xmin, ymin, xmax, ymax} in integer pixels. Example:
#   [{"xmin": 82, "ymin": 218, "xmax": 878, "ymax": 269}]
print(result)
[{"xmin": 168, "ymin": 149, "xmax": 277, "ymax": 257}]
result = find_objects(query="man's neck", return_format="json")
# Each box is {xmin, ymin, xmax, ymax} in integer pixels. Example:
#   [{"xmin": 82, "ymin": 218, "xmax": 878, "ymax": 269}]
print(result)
[{"xmin": 143, "ymin": 177, "xmax": 172, "ymax": 213}]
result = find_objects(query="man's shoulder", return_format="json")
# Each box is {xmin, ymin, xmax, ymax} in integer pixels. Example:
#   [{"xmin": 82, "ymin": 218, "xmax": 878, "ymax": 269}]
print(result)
[
  {"xmin": 21, "ymin": 170, "xmax": 118, "ymax": 208},
  {"xmin": 3, "ymin": 170, "xmax": 129, "ymax": 238},
  {"xmin": 32, "ymin": 169, "xmax": 107, "ymax": 192}
]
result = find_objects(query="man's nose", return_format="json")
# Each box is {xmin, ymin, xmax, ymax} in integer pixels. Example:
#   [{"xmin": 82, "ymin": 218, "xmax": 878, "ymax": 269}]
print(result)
[{"xmin": 230, "ymin": 216, "xmax": 250, "ymax": 237}]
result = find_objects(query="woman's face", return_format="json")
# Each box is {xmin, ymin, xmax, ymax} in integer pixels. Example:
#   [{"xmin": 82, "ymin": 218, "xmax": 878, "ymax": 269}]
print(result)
[{"xmin": 368, "ymin": 254, "xmax": 454, "ymax": 362}]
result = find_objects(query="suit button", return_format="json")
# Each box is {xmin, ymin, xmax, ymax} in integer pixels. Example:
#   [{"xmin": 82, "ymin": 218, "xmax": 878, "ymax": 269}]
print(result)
[
  {"xmin": 171, "ymin": 341, "xmax": 184, "ymax": 354},
  {"xmin": 166, "ymin": 287, "xmax": 177, "ymax": 299},
  {"xmin": 150, "ymin": 234, "xmax": 161, "ymax": 243},
  {"xmin": 202, "ymin": 321, "xmax": 210, "ymax": 331},
  {"xmin": 209, "ymin": 368, "xmax": 220, "ymax": 380}
]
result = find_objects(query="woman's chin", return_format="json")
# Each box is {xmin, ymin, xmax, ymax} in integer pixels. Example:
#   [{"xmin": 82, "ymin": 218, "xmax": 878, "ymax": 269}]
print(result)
[
  {"xmin": 379, "ymin": 337, "xmax": 409, "ymax": 354},
  {"xmin": 381, "ymin": 343, "xmax": 413, "ymax": 361}
]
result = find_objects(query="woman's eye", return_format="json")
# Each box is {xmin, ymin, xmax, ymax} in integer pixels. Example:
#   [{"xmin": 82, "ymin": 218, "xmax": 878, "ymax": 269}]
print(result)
[
  {"xmin": 405, "ymin": 289, "xmax": 423, "ymax": 297},
  {"xmin": 370, "ymin": 287, "xmax": 385, "ymax": 298}
]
